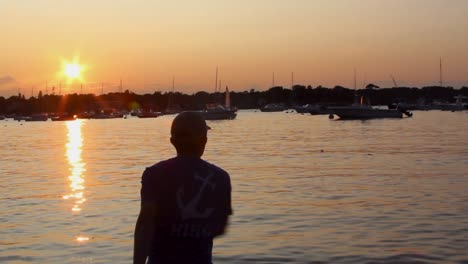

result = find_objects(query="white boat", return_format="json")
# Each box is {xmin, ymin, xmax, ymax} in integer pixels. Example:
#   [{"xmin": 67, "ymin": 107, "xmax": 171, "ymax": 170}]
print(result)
[
  {"xmin": 292, "ymin": 104, "xmax": 330, "ymax": 115},
  {"xmin": 260, "ymin": 103, "xmax": 288, "ymax": 112}
]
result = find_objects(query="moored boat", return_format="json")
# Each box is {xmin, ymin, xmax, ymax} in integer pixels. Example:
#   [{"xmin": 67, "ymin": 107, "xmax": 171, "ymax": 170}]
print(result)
[
  {"xmin": 329, "ymin": 94, "xmax": 411, "ymax": 120},
  {"xmin": 260, "ymin": 103, "xmax": 288, "ymax": 112},
  {"xmin": 25, "ymin": 113, "xmax": 49, "ymax": 121},
  {"xmin": 51, "ymin": 114, "xmax": 76, "ymax": 121},
  {"xmin": 329, "ymin": 106, "xmax": 404, "ymax": 119},
  {"xmin": 137, "ymin": 111, "xmax": 163, "ymax": 118},
  {"xmin": 439, "ymin": 95, "xmax": 468, "ymax": 111},
  {"xmin": 199, "ymin": 106, "xmax": 237, "ymax": 120},
  {"xmin": 292, "ymin": 104, "xmax": 330, "ymax": 115},
  {"xmin": 198, "ymin": 86, "xmax": 237, "ymax": 120}
]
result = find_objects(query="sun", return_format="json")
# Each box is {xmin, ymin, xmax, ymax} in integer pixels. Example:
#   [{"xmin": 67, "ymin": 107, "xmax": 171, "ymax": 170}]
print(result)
[
  {"xmin": 64, "ymin": 63, "xmax": 82, "ymax": 79},
  {"xmin": 61, "ymin": 57, "xmax": 86, "ymax": 82}
]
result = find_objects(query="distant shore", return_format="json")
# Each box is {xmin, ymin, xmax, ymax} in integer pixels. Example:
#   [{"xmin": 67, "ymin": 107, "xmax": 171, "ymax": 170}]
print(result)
[{"xmin": 1, "ymin": 85, "xmax": 467, "ymax": 115}]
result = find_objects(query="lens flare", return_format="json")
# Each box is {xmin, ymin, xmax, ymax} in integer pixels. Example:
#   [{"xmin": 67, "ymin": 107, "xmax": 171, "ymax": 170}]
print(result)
[{"xmin": 64, "ymin": 63, "xmax": 82, "ymax": 79}]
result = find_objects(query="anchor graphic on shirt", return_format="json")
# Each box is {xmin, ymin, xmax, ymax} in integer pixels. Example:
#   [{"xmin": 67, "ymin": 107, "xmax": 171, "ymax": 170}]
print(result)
[{"xmin": 176, "ymin": 172, "xmax": 216, "ymax": 220}]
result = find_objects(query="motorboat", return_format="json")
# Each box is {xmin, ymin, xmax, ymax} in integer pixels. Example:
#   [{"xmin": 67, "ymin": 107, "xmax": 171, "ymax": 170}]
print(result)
[
  {"xmin": 389, "ymin": 95, "xmax": 468, "ymax": 111},
  {"xmin": 24, "ymin": 113, "xmax": 49, "ymax": 121},
  {"xmin": 293, "ymin": 104, "xmax": 330, "ymax": 115},
  {"xmin": 260, "ymin": 103, "xmax": 288, "ymax": 112},
  {"xmin": 137, "ymin": 111, "xmax": 163, "ymax": 118},
  {"xmin": 51, "ymin": 114, "xmax": 76, "ymax": 121},
  {"xmin": 439, "ymin": 95, "xmax": 468, "ymax": 111}
]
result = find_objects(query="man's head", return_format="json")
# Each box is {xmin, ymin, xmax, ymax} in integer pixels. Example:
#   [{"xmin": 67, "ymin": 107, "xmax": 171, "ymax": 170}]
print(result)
[{"xmin": 170, "ymin": 111, "xmax": 208, "ymax": 157}]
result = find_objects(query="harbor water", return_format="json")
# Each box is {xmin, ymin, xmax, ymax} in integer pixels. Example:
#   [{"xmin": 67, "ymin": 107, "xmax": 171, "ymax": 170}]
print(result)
[{"xmin": 0, "ymin": 110, "xmax": 467, "ymax": 263}]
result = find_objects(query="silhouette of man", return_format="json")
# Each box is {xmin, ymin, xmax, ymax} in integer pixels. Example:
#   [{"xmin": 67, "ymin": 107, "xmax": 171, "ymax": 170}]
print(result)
[{"xmin": 134, "ymin": 112, "xmax": 232, "ymax": 264}]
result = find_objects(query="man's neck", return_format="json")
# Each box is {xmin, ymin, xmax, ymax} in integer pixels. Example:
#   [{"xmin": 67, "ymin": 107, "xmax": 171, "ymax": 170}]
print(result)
[{"xmin": 177, "ymin": 153, "xmax": 202, "ymax": 158}]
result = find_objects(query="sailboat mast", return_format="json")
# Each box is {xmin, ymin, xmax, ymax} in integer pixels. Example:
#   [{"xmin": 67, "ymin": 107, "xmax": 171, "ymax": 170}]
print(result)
[
  {"xmin": 172, "ymin": 76, "xmax": 175, "ymax": 92},
  {"xmin": 354, "ymin": 68, "xmax": 357, "ymax": 90},
  {"xmin": 214, "ymin": 67, "xmax": 218, "ymax": 93},
  {"xmin": 439, "ymin": 57, "xmax": 443, "ymax": 87},
  {"xmin": 291, "ymin": 72, "xmax": 294, "ymax": 88},
  {"xmin": 272, "ymin": 72, "xmax": 275, "ymax": 87},
  {"xmin": 225, "ymin": 86, "xmax": 230, "ymax": 108}
]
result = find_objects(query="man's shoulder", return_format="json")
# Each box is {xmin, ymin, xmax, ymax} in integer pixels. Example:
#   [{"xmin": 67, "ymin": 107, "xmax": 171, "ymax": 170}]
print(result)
[
  {"xmin": 148, "ymin": 157, "xmax": 177, "ymax": 169},
  {"xmin": 143, "ymin": 157, "xmax": 177, "ymax": 178},
  {"xmin": 203, "ymin": 160, "xmax": 230, "ymax": 180}
]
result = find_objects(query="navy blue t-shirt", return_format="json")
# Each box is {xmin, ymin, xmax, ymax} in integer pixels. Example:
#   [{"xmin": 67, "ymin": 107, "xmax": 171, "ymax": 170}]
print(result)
[{"xmin": 141, "ymin": 156, "xmax": 232, "ymax": 264}]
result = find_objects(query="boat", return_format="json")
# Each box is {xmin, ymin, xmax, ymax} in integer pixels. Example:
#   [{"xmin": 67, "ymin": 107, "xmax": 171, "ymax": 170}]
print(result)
[
  {"xmin": 292, "ymin": 104, "xmax": 330, "ymax": 115},
  {"xmin": 309, "ymin": 105, "xmax": 331, "ymax": 115},
  {"xmin": 260, "ymin": 103, "xmax": 288, "ymax": 112},
  {"xmin": 199, "ymin": 104, "xmax": 237, "ymax": 120},
  {"xmin": 163, "ymin": 106, "xmax": 182, "ymax": 115},
  {"xmin": 24, "ymin": 113, "xmax": 49, "ymax": 121},
  {"xmin": 329, "ymin": 94, "xmax": 412, "ymax": 120},
  {"xmin": 163, "ymin": 77, "xmax": 182, "ymax": 115},
  {"xmin": 439, "ymin": 95, "xmax": 468, "ymax": 111},
  {"xmin": 388, "ymin": 98, "xmax": 430, "ymax": 111},
  {"xmin": 88, "ymin": 109, "xmax": 125, "ymax": 119},
  {"xmin": 137, "ymin": 111, "xmax": 163, "ymax": 118},
  {"xmin": 198, "ymin": 86, "xmax": 237, "ymax": 120},
  {"xmin": 292, "ymin": 104, "xmax": 313, "ymax": 113},
  {"xmin": 51, "ymin": 114, "xmax": 76, "ymax": 121},
  {"xmin": 389, "ymin": 95, "xmax": 468, "ymax": 111},
  {"xmin": 76, "ymin": 112, "xmax": 94, "ymax": 119}
]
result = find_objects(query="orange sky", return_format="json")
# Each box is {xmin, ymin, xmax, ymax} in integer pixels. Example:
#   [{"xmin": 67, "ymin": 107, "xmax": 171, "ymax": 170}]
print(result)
[{"xmin": 1, "ymin": 0, "xmax": 467, "ymax": 97}]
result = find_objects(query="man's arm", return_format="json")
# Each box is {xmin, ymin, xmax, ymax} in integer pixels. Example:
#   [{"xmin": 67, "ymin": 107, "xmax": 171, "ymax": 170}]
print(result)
[
  {"xmin": 213, "ymin": 172, "xmax": 232, "ymax": 238},
  {"xmin": 133, "ymin": 203, "xmax": 156, "ymax": 264},
  {"xmin": 213, "ymin": 215, "xmax": 229, "ymax": 238}
]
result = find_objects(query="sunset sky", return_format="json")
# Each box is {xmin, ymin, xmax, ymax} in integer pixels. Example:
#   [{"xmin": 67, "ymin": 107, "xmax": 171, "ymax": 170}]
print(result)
[{"xmin": 1, "ymin": 0, "xmax": 467, "ymax": 97}]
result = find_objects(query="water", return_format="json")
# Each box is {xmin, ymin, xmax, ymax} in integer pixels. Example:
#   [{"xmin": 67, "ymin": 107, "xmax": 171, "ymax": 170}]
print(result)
[{"xmin": 1, "ymin": 110, "xmax": 467, "ymax": 264}]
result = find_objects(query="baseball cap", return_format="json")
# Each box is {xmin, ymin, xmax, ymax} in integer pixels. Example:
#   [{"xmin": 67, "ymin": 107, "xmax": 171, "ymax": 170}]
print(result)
[{"xmin": 171, "ymin": 111, "xmax": 209, "ymax": 141}]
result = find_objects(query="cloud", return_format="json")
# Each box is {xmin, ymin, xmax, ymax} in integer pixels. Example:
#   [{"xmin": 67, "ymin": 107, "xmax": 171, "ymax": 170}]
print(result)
[
  {"xmin": 0, "ymin": 76, "xmax": 21, "ymax": 97},
  {"xmin": 0, "ymin": 76, "xmax": 17, "ymax": 86}
]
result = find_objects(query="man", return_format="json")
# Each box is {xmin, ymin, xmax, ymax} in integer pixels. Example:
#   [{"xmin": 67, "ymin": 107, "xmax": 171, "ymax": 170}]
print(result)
[{"xmin": 134, "ymin": 111, "xmax": 232, "ymax": 264}]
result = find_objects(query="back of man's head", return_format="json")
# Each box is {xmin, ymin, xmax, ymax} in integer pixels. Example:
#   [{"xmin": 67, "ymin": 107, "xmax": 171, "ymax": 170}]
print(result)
[{"xmin": 171, "ymin": 112, "xmax": 208, "ymax": 156}]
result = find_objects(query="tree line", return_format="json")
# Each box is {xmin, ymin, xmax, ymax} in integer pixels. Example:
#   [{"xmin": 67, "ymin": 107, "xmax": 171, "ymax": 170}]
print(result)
[{"xmin": 1, "ymin": 85, "xmax": 467, "ymax": 115}]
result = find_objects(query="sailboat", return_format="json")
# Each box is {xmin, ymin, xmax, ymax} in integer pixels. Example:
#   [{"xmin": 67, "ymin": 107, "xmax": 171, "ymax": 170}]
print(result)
[
  {"xmin": 328, "ymin": 71, "xmax": 412, "ymax": 119},
  {"xmin": 163, "ymin": 77, "xmax": 182, "ymax": 115},
  {"xmin": 198, "ymin": 86, "xmax": 237, "ymax": 120},
  {"xmin": 328, "ymin": 93, "xmax": 412, "ymax": 119}
]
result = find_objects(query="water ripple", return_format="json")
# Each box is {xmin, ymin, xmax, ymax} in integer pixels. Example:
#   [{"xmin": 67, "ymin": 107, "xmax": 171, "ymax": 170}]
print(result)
[{"xmin": 0, "ymin": 111, "xmax": 467, "ymax": 263}]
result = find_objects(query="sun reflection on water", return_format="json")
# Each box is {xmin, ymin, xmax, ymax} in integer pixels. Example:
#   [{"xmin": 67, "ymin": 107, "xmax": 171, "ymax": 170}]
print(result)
[
  {"xmin": 63, "ymin": 120, "xmax": 86, "ymax": 213},
  {"xmin": 63, "ymin": 120, "xmax": 90, "ymax": 242}
]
